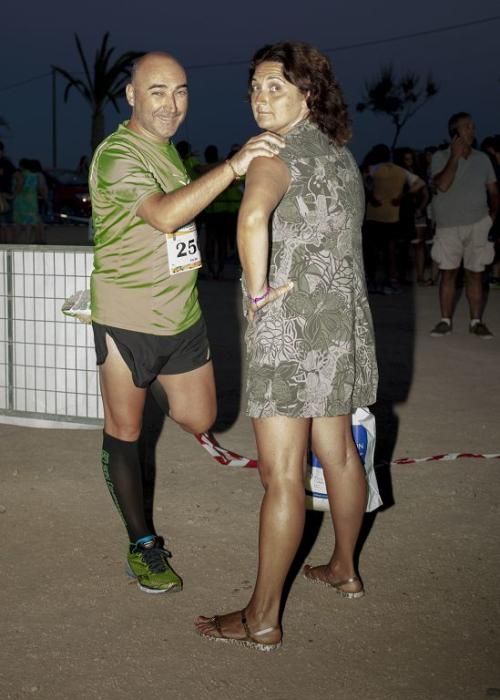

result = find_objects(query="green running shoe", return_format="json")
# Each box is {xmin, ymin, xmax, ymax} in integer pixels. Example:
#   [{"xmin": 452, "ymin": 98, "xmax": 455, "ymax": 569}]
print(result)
[{"xmin": 126, "ymin": 536, "xmax": 183, "ymax": 594}]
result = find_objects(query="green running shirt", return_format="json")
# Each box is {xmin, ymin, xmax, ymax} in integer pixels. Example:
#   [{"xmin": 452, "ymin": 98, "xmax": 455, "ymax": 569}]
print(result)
[{"xmin": 89, "ymin": 122, "xmax": 201, "ymax": 335}]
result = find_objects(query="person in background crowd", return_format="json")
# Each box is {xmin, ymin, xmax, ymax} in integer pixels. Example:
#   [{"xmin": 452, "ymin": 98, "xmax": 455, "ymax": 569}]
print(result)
[
  {"xmin": 423, "ymin": 146, "xmax": 440, "ymax": 284},
  {"xmin": 199, "ymin": 145, "xmax": 226, "ymax": 279},
  {"xmin": 394, "ymin": 147, "xmax": 432, "ymax": 286},
  {"xmin": 363, "ymin": 144, "xmax": 425, "ymax": 294},
  {"xmin": 481, "ymin": 135, "xmax": 500, "ymax": 287},
  {"xmin": 77, "ymin": 155, "xmax": 90, "ymax": 177},
  {"xmin": 31, "ymin": 159, "xmax": 49, "ymax": 238},
  {"xmin": 175, "ymin": 140, "xmax": 201, "ymax": 181},
  {"xmin": 199, "ymin": 144, "xmax": 243, "ymax": 280},
  {"xmin": 0, "ymin": 141, "xmax": 15, "ymax": 241},
  {"xmin": 430, "ymin": 113, "xmax": 498, "ymax": 338},
  {"xmin": 223, "ymin": 144, "xmax": 244, "ymax": 264},
  {"xmin": 12, "ymin": 158, "xmax": 47, "ymax": 244}
]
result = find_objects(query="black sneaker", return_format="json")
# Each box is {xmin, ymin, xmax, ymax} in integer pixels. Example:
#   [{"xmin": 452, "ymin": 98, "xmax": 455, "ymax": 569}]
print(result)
[
  {"xmin": 430, "ymin": 321, "xmax": 452, "ymax": 337},
  {"xmin": 469, "ymin": 322, "xmax": 493, "ymax": 340}
]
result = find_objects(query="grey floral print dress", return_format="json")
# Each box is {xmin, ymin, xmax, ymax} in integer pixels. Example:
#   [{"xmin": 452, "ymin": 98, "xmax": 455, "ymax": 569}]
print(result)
[{"xmin": 245, "ymin": 119, "xmax": 378, "ymax": 418}]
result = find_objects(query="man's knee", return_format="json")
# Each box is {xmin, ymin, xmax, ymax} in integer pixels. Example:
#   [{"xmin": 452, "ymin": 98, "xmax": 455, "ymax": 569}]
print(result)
[
  {"xmin": 439, "ymin": 268, "xmax": 458, "ymax": 285},
  {"xmin": 464, "ymin": 269, "xmax": 482, "ymax": 281},
  {"xmin": 464, "ymin": 270, "xmax": 483, "ymax": 296},
  {"xmin": 104, "ymin": 421, "xmax": 142, "ymax": 442},
  {"xmin": 170, "ymin": 404, "xmax": 216, "ymax": 434}
]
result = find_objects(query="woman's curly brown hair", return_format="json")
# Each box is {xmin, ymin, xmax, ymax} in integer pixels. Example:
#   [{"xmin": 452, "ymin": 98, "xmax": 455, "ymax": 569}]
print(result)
[{"xmin": 249, "ymin": 41, "xmax": 352, "ymax": 146}]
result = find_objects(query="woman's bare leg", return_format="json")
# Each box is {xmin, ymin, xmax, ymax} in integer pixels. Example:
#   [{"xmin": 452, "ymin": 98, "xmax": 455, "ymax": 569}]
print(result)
[
  {"xmin": 195, "ymin": 415, "xmax": 310, "ymax": 643},
  {"xmin": 304, "ymin": 414, "xmax": 367, "ymax": 595}
]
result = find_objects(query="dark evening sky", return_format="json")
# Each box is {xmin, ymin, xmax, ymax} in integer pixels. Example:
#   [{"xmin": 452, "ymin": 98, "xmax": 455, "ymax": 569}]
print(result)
[{"xmin": 1, "ymin": 1, "xmax": 499, "ymax": 170}]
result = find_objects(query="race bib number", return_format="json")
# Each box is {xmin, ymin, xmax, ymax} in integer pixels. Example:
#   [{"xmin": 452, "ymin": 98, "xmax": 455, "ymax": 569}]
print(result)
[{"xmin": 166, "ymin": 222, "xmax": 202, "ymax": 275}]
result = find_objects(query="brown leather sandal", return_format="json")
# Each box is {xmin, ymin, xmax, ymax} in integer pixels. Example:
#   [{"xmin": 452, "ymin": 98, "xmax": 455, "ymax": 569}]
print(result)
[
  {"xmin": 303, "ymin": 565, "xmax": 365, "ymax": 598},
  {"xmin": 197, "ymin": 610, "xmax": 282, "ymax": 652}
]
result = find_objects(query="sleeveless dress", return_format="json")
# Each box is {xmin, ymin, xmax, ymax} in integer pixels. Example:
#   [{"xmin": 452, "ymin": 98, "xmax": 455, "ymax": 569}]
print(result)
[{"xmin": 245, "ymin": 119, "xmax": 378, "ymax": 418}]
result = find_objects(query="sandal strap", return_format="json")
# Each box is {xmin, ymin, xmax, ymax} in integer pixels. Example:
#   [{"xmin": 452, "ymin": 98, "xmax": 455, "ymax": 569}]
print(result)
[
  {"xmin": 332, "ymin": 576, "xmax": 360, "ymax": 588},
  {"xmin": 240, "ymin": 610, "xmax": 252, "ymax": 641},
  {"xmin": 240, "ymin": 610, "xmax": 277, "ymax": 641},
  {"xmin": 252, "ymin": 627, "xmax": 276, "ymax": 637},
  {"xmin": 211, "ymin": 616, "xmax": 223, "ymax": 637}
]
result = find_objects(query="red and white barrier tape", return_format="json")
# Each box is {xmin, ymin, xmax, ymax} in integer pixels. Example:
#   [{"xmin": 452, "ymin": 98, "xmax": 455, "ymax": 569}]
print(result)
[
  {"xmin": 195, "ymin": 433, "xmax": 500, "ymax": 469},
  {"xmin": 195, "ymin": 432, "xmax": 257, "ymax": 468},
  {"xmin": 389, "ymin": 452, "xmax": 500, "ymax": 465}
]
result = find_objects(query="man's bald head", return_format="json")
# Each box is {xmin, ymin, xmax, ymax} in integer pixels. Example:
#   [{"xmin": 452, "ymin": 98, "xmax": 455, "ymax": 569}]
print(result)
[
  {"xmin": 131, "ymin": 52, "xmax": 184, "ymax": 84},
  {"xmin": 126, "ymin": 52, "xmax": 188, "ymax": 142}
]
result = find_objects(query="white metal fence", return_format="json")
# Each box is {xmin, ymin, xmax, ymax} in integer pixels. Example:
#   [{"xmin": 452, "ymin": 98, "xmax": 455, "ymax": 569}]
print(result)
[{"xmin": 0, "ymin": 245, "xmax": 102, "ymax": 426}]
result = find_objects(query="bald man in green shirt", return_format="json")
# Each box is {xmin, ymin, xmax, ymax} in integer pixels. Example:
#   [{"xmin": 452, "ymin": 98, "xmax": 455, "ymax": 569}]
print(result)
[{"xmin": 89, "ymin": 52, "xmax": 286, "ymax": 594}]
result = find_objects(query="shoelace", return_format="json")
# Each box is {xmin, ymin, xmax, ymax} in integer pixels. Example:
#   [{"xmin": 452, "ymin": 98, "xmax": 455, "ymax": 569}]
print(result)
[
  {"xmin": 139, "ymin": 542, "xmax": 172, "ymax": 574},
  {"xmin": 142, "ymin": 547, "xmax": 172, "ymax": 574}
]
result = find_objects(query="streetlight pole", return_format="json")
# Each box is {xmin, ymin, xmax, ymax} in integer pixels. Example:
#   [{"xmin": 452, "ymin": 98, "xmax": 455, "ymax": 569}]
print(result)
[{"xmin": 51, "ymin": 67, "xmax": 57, "ymax": 168}]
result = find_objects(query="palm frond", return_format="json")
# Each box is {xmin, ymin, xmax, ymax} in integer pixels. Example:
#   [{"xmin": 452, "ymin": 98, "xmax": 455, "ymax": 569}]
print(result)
[
  {"xmin": 74, "ymin": 33, "xmax": 93, "ymax": 92},
  {"xmin": 54, "ymin": 32, "xmax": 143, "ymax": 151},
  {"xmin": 52, "ymin": 66, "xmax": 89, "ymax": 103}
]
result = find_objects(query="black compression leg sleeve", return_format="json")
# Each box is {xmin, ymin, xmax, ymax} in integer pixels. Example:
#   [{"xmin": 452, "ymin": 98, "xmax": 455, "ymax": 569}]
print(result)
[{"xmin": 101, "ymin": 432, "xmax": 151, "ymax": 543}]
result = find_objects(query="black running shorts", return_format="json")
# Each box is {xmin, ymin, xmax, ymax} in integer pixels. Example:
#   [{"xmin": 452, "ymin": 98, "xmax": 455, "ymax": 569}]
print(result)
[{"xmin": 92, "ymin": 316, "xmax": 211, "ymax": 388}]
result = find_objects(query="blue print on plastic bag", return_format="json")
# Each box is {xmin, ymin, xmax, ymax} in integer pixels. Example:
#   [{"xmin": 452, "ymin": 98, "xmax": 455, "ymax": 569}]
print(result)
[
  {"xmin": 310, "ymin": 452, "xmax": 321, "ymax": 468},
  {"xmin": 351, "ymin": 424, "xmax": 368, "ymax": 463}
]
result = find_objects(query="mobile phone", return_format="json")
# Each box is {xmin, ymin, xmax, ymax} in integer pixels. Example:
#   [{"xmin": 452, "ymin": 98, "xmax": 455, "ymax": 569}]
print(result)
[{"xmin": 450, "ymin": 126, "xmax": 459, "ymax": 139}]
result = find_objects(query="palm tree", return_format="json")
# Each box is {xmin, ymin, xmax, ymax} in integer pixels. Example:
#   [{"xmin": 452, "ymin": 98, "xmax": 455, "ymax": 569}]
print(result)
[
  {"xmin": 53, "ymin": 32, "xmax": 143, "ymax": 153},
  {"xmin": 357, "ymin": 65, "xmax": 439, "ymax": 150}
]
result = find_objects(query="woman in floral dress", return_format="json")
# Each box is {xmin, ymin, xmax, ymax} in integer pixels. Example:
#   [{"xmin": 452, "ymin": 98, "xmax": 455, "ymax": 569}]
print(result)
[{"xmin": 196, "ymin": 41, "xmax": 378, "ymax": 651}]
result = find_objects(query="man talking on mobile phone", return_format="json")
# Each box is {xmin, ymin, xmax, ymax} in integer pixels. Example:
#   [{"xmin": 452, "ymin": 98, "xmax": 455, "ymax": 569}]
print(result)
[{"xmin": 429, "ymin": 112, "xmax": 498, "ymax": 339}]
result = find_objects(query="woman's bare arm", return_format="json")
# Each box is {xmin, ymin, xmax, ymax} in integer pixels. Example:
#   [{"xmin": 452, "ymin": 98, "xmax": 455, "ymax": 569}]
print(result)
[{"xmin": 237, "ymin": 155, "xmax": 290, "ymax": 300}]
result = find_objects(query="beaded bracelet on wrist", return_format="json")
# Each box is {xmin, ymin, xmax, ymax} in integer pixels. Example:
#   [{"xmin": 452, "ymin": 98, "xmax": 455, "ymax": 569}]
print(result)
[{"xmin": 247, "ymin": 286, "xmax": 270, "ymax": 305}]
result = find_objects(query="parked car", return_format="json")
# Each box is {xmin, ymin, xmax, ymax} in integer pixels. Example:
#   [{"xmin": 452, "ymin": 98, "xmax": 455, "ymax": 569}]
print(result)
[{"xmin": 45, "ymin": 168, "xmax": 91, "ymax": 224}]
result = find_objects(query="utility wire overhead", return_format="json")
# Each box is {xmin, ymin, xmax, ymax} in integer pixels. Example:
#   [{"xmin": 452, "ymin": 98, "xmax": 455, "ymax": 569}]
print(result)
[
  {"xmin": 0, "ymin": 15, "xmax": 498, "ymax": 93},
  {"xmin": 185, "ymin": 15, "xmax": 500, "ymax": 69},
  {"xmin": 1, "ymin": 72, "xmax": 52, "ymax": 93}
]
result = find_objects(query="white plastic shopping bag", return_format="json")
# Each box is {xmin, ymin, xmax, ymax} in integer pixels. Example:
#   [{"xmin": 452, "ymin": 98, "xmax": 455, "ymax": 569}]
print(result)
[
  {"xmin": 61, "ymin": 289, "xmax": 91, "ymax": 324},
  {"xmin": 305, "ymin": 407, "xmax": 382, "ymax": 512}
]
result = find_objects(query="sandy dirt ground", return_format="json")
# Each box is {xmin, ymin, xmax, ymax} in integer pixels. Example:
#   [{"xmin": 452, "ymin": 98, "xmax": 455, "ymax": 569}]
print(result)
[{"xmin": 1, "ymin": 247, "xmax": 499, "ymax": 700}]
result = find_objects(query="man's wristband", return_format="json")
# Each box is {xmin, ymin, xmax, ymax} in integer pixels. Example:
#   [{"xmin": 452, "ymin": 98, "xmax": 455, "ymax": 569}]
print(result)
[
  {"xmin": 226, "ymin": 159, "xmax": 243, "ymax": 180},
  {"xmin": 247, "ymin": 286, "xmax": 270, "ymax": 305}
]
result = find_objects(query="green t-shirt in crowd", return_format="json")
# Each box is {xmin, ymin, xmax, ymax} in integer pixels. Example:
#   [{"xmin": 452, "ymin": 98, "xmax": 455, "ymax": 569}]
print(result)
[{"xmin": 89, "ymin": 122, "xmax": 201, "ymax": 335}]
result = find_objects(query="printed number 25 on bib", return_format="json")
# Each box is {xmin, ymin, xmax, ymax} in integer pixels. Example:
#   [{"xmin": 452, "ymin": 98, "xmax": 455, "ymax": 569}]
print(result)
[{"xmin": 166, "ymin": 222, "xmax": 202, "ymax": 275}]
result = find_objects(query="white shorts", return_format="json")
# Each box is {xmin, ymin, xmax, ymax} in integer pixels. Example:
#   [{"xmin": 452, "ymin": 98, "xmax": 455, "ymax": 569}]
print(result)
[{"xmin": 431, "ymin": 215, "xmax": 494, "ymax": 272}]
